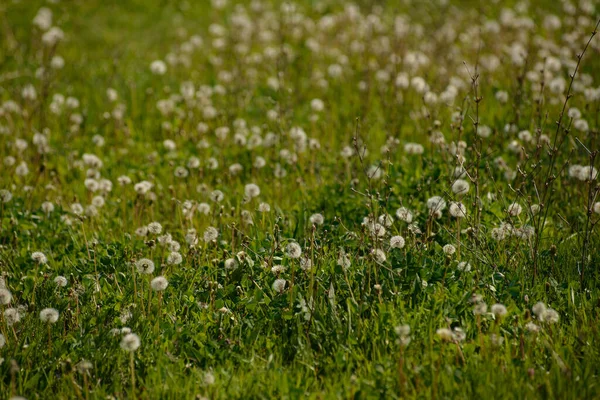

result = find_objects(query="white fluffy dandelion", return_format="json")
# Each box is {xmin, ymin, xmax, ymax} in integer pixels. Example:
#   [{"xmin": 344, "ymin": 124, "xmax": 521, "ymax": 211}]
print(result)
[
  {"xmin": 31, "ymin": 252, "xmax": 48, "ymax": 264},
  {"xmin": 507, "ymin": 202, "xmax": 522, "ymax": 217},
  {"xmin": 451, "ymin": 179, "xmax": 470, "ymax": 195},
  {"xmin": 449, "ymin": 202, "xmax": 467, "ymax": 218},
  {"xmin": 40, "ymin": 308, "xmax": 59, "ymax": 323},
  {"xmin": 120, "ymin": 333, "xmax": 141, "ymax": 352},
  {"xmin": 542, "ymin": 309, "xmax": 559, "ymax": 324},
  {"xmin": 54, "ymin": 276, "xmax": 68, "ymax": 288},
  {"xmin": 135, "ymin": 258, "xmax": 155, "ymax": 274},
  {"xmin": 244, "ymin": 183, "xmax": 261, "ymax": 198},
  {"xmin": 371, "ymin": 248, "xmax": 387, "ymax": 263},
  {"xmin": 272, "ymin": 278, "xmax": 286, "ymax": 293},
  {"xmin": 395, "ymin": 207, "xmax": 413, "ymax": 223},
  {"xmin": 204, "ymin": 227, "xmax": 219, "ymax": 242},
  {"xmin": 0, "ymin": 288, "xmax": 12, "ymax": 305},
  {"xmin": 286, "ymin": 242, "xmax": 302, "ymax": 258},
  {"xmin": 167, "ymin": 252, "xmax": 183, "ymax": 265},
  {"xmin": 258, "ymin": 202, "xmax": 271, "ymax": 212},
  {"xmin": 443, "ymin": 244, "xmax": 456, "ymax": 256},
  {"xmin": 491, "ymin": 304, "xmax": 507, "ymax": 318},
  {"xmin": 309, "ymin": 213, "xmax": 324, "ymax": 225},
  {"xmin": 532, "ymin": 302, "xmax": 546, "ymax": 318},
  {"xmin": 436, "ymin": 328, "xmax": 453, "ymax": 341},
  {"xmin": 426, "ymin": 196, "xmax": 446, "ymax": 212},
  {"xmin": 390, "ymin": 235, "xmax": 406, "ymax": 249},
  {"xmin": 150, "ymin": 60, "xmax": 167, "ymax": 75},
  {"xmin": 147, "ymin": 222, "xmax": 162, "ymax": 234},
  {"xmin": 151, "ymin": 276, "xmax": 169, "ymax": 291},
  {"xmin": 4, "ymin": 308, "xmax": 21, "ymax": 326}
]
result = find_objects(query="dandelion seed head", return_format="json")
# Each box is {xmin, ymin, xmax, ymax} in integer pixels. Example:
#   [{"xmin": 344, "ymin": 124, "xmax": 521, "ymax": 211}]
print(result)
[
  {"xmin": 473, "ymin": 302, "xmax": 487, "ymax": 315},
  {"xmin": 204, "ymin": 227, "xmax": 219, "ymax": 242},
  {"xmin": 452, "ymin": 327, "xmax": 466, "ymax": 342},
  {"xmin": 525, "ymin": 322, "xmax": 540, "ymax": 333},
  {"xmin": 41, "ymin": 201, "xmax": 54, "ymax": 213},
  {"xmin": 378, "ymin": 213, "xmax": 394, "ymax": 227},
  {"xmin": 258, "ymin": 202, "xmax": 271, "ymax": 212},
  {"xmin": 224, "ymin": 258, "xmax": 238, "ymax": 270},
  {"xmin": 532, "ymin": 302, "xmax": 546, "ymax": 318},
  {"xmin": 147, "ymin": 222, "xmax": 163, "ymax": 235},
  {"xmin": 451, "ymin": 179, "xmax": 470, "ymax": 195},
  {"xmin": 491, "ymin": 303, "xmax": 507, "ymax": 317},
  {"xmin": 167, "ymin": 251, "xmax": 183, "ymax": 265},
  {"xmin": 542, "ymin": 308, "xmax": 559, "ymax": 324},
  {"xmin": 443, "ymin": 244, "xmax": 456, "ymax": 256},
  {"xmin": 151, "ymin": 276, "xmax": 169, "ymax": 291},
  {"xmin": 371, "ymin": 248, "xmax": 387, "ymax": 263},
  {"xmin": 135, "ymin": 258, "xmax": 155, "ymax": 274},
  {"xmin": 71, "ymin": 203, "xmax": 84, "ymax": 215},
  {"xmin": 507, "ymin": 202, "xmax": 522, "ymax": 217},
  {"xmin": 31, "ymin": 252, "xmax": 48, "ymax": 264},
  {"xmin": 76, "ymin": 360, "xmax": 93, "ymax": 374},
  {"xmin": 271, "ymin": 265, "xmax": 287, "ymax": 274},
  {"xmin": 395, "ymin": 207, "xmax": 413, "ymax": 223},
  {"xmin": 394, "ymin": 324, "xmax": 411, "ymax": 337},
  {"xmin": 436, "ymin": 328, "xmax": 453, "ymax": 341},
  {"xmin": 449, "ymin": 202, "xmax": 467, "ymax": 218},
  {"xmin": 337, "ymin": 251, "xmax": 351, "ymax": 269},
  {"xmin": 0, "ymin": 288, "xmax": 12, "ymax": 305},
  {"xmin": 286, "ymin": 242, "xmax": 302, "ymax": 258},
  {"xmin": 426, "ymin": 196, "xmax": 446, "ymax": 212},
  {"xmin": 54, "ymin": 276, "xmax": 68, "ymax": 287},
  {"xmin": 169, "ymin": 241, "xmax": 181, "ymax": 252},
  {"xmin": 457, "ymin": 261, "xmax": 471, "ymax": 272},
  {"xmin": 390, "ymin": 235, "xmax": 405, "ymax": 249},
  {"xmin": 150, "ymin": 60, "xmax": 167, "ymax": 75},
  {"xmin": 210, "ymin": 190, "xmax": 224, "ymax": 202},
  {"xmin": 242, "ymin": 183, "xmax": 260, "ymax": 200},
  {"xmin": 299, "ymin": 256, "xmax": 313, "ymax": 271},
  {"xmin": 203, "ymin": 371, "xmax": 216, "ymax": 386},
  {"xmin": 309, "ymin": 213, "xmax": 324, "ymax": 225},
  {"xmin": 39, "ymin": 307, "xmax": 59, "ymax": 323},
  {"xmin": 120, "ymin": 333, "xmax": 141, "ymax": 352},
  {"xmin": 0, "ymin": 190, "xmax": 12, "ymax": 203},
  {"xmin": 4, "ymin": 308, "xmax": 21, "ymax": 326},
  {"xmin": 272, "ymin": 278, "xmax": 286, "ymax": 293}
]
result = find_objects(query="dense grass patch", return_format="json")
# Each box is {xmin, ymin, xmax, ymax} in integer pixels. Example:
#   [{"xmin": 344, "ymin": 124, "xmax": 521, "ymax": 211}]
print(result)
[{"xmin": 1, "ymin": 0, "xmax": 600, "ymax": 398}]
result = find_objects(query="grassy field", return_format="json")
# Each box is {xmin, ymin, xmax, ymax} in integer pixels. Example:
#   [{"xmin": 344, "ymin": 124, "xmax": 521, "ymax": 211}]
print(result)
[{"xmin": 1, "ymin": 0, "xmax": 600, "ymax": 398}]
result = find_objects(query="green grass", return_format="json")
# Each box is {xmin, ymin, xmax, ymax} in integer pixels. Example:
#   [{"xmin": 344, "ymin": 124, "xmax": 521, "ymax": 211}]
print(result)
[{"xmin": 1, "ymin": 0, "xmax": 600, "ymax": 398}]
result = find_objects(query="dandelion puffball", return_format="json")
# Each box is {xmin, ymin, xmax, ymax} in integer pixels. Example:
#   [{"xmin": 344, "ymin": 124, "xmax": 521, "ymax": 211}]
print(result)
[
  {"xmin": 31, "ymin": 251, "xmax": 48, "ymax": 264},
  {"xmin": 272, "ymin": 278, "xmax": 286, "ymax": 293},
  {"xmin": 286, "ymin": 242, "xmax": 302, "ymax": 258},
  {"xmin": 0, "ymin": 289, "xmax": 12, "ymax": 305},
  {"xmin": 135, "ymin": 258, "xmax": 155, "ymax": 274},
  {"xmin": 390, "ymin": 236, "xmax": 406, "ymax": 249},
  {"xmin": 151, "ymin": 276, "xmax": 169, "ymax": 291},
  {"xmin": 120, "ymin": 333, "xmax": 141, "ymax": 352},
  {"xmin": 40, "ymin": 308, "xmax": 60, "ymax": 323},
  {"xmin": 150, "ymin": 60, "xmax": 167, "ymax": 75}
]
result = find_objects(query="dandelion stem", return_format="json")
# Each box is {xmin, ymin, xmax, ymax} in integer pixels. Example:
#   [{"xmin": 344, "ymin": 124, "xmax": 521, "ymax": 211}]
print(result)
[{"xmin": 47, "ymin": 323, "xmax": 52, "ymax": 356}]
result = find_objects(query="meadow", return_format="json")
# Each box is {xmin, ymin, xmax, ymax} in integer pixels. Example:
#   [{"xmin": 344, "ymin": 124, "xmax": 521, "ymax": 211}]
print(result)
[{"xmin": 1, "ymin": 0, "xmax": 600, "ymax": 398}]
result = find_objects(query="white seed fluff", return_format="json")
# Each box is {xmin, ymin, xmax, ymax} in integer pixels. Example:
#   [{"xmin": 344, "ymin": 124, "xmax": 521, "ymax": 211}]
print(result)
[
  {"xmin": 40, "ymin": 308, "xmax": 60, "ymax": 323},
  {"xmin": 120, "ymin": 333, "xmax": 141, "ymax": 352},
  {"xmin": 390, "ymin": 235, "xmax": 406, "ymax": 249},
  {"xmin": 135, "ymin": 258, "xmax": 155, "ymax": 274},
  {"xmin": 151, "ymin": 276, "xmax": 169, "ymax": 291}
]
